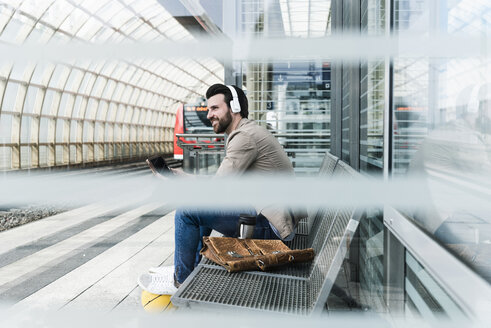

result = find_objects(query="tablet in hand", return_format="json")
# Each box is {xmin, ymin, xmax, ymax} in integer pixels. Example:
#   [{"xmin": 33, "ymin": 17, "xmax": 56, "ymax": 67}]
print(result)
[{"xmin": 146, "ymin": 155, "xmax": 173, "ymax": 176}]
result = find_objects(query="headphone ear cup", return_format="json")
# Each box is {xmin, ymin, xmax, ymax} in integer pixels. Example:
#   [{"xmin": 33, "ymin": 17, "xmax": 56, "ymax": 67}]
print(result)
[
  {"xmin": 226, "ymin": 85, "xmax": 241, "ymax": 113},
  {"xmin": 230, "ymin": 101, "xmax": 240, "ymax": 113}
]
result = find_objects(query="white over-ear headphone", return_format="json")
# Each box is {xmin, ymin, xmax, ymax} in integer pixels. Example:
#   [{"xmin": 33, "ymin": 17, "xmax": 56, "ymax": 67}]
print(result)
[{"xmin": 226, "ymin": 85, "xmax": 241, "ymax": 113}]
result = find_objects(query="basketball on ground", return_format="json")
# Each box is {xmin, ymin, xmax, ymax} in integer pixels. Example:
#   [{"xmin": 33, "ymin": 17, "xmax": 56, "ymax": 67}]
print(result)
[{"xmin": 141, "ymin": 290, "xmax": 174, "ymax": 312}]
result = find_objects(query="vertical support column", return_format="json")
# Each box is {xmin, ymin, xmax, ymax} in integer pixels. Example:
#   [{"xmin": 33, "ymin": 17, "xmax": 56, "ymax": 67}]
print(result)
[
  {"xmin": 11, "ymin": 112, "xmax": 20, "ymax": 169},
  {"xmin": 30, "ymin": 116, "xmax": 39, "ymax": 167},
  {"xmin": 383, "ymin": 0, "xmax": 394, "ymax": 179},
  {"xmin": 96, "ymin": 121, "xmax": 105, "ymax": 162},
  {"xmin": 115, "ymin": 124, "xmax": 121, "ymax": 160},
  {"xmin": 384, "ymin": 226, "xmax": 406, "ymax": 314},
  {"xmin": 87, "ymin": 122, "xmax": 94, "ymax": 162},
  {"xmin": 11, "ymin": 83, "xmax": 27, "ymax": 169},
  {"xmin": 49, "ymin": 90, "xmax": 62, "ymax": 166},
  {"xmin": 330, "ymin": 0, "xmax": 343, "ymax": 157},
  {"xmin": 107, "ymin": 123, "xmax": 114, "ymax": 160},
  {"xmin": 63, "ymin": 119, "xmax": 69, "ymax": 164},
  {"xmin": 76, "ymin": 120, "xmax": 83, "ymax": 163},
  {"xmin": 47, "ymin": 118, "xmax": 55, "ymax": 166},
  {"xmin": 350, "ymin": 0, "xmax": 361, "ymax": 171}
]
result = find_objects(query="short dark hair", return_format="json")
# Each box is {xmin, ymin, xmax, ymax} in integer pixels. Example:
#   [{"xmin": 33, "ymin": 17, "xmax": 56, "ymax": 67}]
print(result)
[{"xmin": 205, "ymin": 84, "xmax": 249, "ymax": 118}]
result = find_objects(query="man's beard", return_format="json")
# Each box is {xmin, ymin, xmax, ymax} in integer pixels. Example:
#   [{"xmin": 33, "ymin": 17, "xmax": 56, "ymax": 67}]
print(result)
[{"xmin": 213, "ymin": 111, "xmax": 232, "ymax": 133}]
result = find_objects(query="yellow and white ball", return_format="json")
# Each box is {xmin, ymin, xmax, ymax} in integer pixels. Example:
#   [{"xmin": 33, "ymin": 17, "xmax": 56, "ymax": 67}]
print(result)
[{"xmin": 141, "ymin": 290, "xmax": 174, "ymax": 313}]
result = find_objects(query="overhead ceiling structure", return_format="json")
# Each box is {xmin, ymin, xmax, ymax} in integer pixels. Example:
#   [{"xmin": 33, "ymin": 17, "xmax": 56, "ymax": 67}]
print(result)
[
  {"xmin": 0, "ymin": 0, "xmax": 224, "ymax": 170},
  {"xmin": 278, "ymin": 0, "xmax": 331, "ymax": 37}
]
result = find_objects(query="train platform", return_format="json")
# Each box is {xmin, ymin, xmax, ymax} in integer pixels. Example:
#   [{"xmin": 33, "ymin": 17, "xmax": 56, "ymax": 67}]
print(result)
[{"xmin": 0, "ymin": 201, "xmax": 175, "ymax": 313}]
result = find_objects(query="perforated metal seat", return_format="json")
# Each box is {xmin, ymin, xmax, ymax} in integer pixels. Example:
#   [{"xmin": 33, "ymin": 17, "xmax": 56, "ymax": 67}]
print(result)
[
  {"xmin": 172, "ymin": 206, "xmax": 362, "ymax": 315},
  {"xmin": 175, "ymin": 267, "xmax": 310, "ymax": 315}
]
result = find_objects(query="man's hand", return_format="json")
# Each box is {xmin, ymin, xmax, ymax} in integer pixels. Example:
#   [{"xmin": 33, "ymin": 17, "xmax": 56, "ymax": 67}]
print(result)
[
  {"xmin": 170, "ymin": 167, "xmax": 192, "ymax": 177},
  {"xmin": 148, "ymin": 166, "xmax": 193, "ymax": 178},
  {"xmin": 150, "ymin": 169, "xmax": 168, "ymax": 180}
]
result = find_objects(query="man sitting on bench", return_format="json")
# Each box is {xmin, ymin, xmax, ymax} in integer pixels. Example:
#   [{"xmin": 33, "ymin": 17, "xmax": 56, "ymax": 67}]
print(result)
[{"xmin": 139, "ymin": 84, "xmax": 306, "ymax": 295}]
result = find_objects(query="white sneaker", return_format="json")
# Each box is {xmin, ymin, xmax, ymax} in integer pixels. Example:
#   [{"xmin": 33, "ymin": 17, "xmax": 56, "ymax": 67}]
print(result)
[
  {"xmin": 148, "ymin": 265, "xmax": 174, "ymax": 276},
  {"xmin": 138, "ymin": 272, "xmax": 178, "ymax": 295}
]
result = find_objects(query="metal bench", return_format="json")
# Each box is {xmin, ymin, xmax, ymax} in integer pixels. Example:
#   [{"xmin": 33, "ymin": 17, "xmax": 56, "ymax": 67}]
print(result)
[
  {"xmin": 296, "ymin": 151, "xmax": 339, "ymax": 236},
  {"xmin": 171, "ymin": 153, "xmax": 363, "ymax": 315}
]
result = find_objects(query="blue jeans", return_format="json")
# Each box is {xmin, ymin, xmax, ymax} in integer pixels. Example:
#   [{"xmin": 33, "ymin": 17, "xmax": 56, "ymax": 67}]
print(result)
[{"xmin": 174, "ymin": 208, "xmax": 278, "ymax": 284}]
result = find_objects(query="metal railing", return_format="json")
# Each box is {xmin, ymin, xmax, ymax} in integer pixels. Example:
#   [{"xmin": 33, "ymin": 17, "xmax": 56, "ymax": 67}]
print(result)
[{"xmin": 176, "ymin": 132, "xmax": 330, "ymax": 175}]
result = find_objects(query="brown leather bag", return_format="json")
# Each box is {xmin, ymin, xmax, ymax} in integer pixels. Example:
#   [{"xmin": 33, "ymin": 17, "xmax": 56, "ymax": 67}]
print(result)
[{"xmin": 200, "ymin": 236, "xmax": 315, "ymax": 272}]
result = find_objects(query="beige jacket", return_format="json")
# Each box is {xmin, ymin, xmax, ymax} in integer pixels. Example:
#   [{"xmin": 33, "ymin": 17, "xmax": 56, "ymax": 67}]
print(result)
[{"xmin": 216, "ymin": 119, "xmax": 307, "ymax": 238}]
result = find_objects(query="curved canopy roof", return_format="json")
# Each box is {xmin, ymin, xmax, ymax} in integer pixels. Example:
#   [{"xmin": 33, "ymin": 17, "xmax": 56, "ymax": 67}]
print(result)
[{"xmin": 0, "ymin": 0, "xmax": 224, "ymax": 168}]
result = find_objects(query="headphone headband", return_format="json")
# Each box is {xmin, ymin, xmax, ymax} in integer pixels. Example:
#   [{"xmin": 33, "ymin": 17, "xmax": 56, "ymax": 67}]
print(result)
[{"xmin": 226, "ymin": 85, "xmax": 241, "ymax": 113}]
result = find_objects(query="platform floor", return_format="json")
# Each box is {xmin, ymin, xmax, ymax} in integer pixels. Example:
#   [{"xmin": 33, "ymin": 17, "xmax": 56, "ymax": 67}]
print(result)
[{"xmin": 0, "ymin": 201, "xmax": 175, "ymax": 313}]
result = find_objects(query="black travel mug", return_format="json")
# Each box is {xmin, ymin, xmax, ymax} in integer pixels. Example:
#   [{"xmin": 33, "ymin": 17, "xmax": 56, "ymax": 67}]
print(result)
[{"xmin": 237, "ymin": 215, "xmax": 256, "ymax": 239}]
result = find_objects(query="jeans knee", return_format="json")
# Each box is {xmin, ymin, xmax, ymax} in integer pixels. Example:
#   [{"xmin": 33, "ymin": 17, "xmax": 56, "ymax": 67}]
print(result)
[{"xmin": 175, "ymin": 208, "xmax": 199, "ymax": 226}]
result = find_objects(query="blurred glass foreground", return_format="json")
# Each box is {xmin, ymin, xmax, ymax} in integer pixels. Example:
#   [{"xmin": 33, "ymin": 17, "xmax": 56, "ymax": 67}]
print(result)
[
  {"xmin": 0, "ymin": 0, "xmax": 490, "ymax": 325},
  {"xmin": 0, "ymin": 306, "xmax": 480, "ymax": 328}
]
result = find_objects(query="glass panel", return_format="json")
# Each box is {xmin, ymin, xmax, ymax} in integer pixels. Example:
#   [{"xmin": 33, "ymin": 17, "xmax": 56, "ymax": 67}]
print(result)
[
  {"xmin": 392, "ymin": 1, "xmax": 429, "ymax": 176},
  {"xmin": 19, "ymin": 0, "xmax": 54, "ymax": 20},
  {"xmin": 78, "ymin": 72, "xmax": 94, "ymax": 94},
  {"xmin": 25, "ymin": 22, "xmax": 52, "ymax": 44},
  {"xmin": 341, "ymin": 63, "xmax": 351, "ymax": 164},
  {"xmin": 0, "ymin": 6, "xmax": 14, "ymax": 33},
  {"xmin": 39, "ymin": 117, "xmax": 49, "ymax": 143},
  {"xmin": 392, "ymin": 0, "xmax": 491, "ymax": 283},
  {"xmin": 107, "ymin": 7, "xmax": 132, "ymax": 29},
  {"xmin": 58, "ymin": 93, "xmax": 71, "ymax": 118},
  {"xmin": 24, "ymin": 86, "xmax": 38, "ymax": 114},
  {"xmin": 96, "ymin": 100, "xmax": 108, "ymax": 121},
  {"xmin": 341, "ymin": 1, "xmax": 353, "ymax": 164},
  {"xmin": 76, "ymin": 16, "xmax": 102, "ymax": 39},
  {"xmin": 0, "ymin": 14, "xmax": 23, "ymax": 43},
  {"xmin": 42, "ymin": 1, "xmax": 74, "ymax": 27},
  {"xmin": 39, "ymin": 146, "xmax": 48, "ymax": 167},
  {"xmin": 359, "ymin": 0, "xmax": 385, "ymax": 174},
  {"xmin": 85, "ymin": 98, "xmax": 98, "ymax": 120},
  {"xmin": 70, "ymin": 144, "xmax": 77, "ymax": 163},
  {"xmin": 405, "ymin": 251, "xmax": 464, "ymax": 319},
  {"xmin": 0, "ymin": 146, "xmax": 12, "ymax": 169},
  {"xmin": 41, "ymin": 89, "xmax": 55, "ymax": 115},
  {"xmin": 31, "ymin": 64, "xmax": 48, "ymax": 85},
  {"xmin": 10, "ymin": 63, "xmax": 27, "ymax": 82},
  {"xmin": 64, "ymin": 69, "xmax": 81, "ymax": 92},
  {"xmin": 47, "ymin": 65, "xmax": 66, "ymax": 89},
  {"xmin": 56, "ymin": 119, "xmax": 65, "ymax": 143},
  {"xmin": 82, "ymin": 121, "xmax": 92, "ymax": 142},
  {"xmin": 0, "ymin": 114, "xmax": 13, "ymax": 143},
  {"xmin": 122, "ymin": 124, "xmax": 129, "ymax": 142},
  {"xmin": 2, "ymin": 82, "xmax": 19, "ymax": 111},
  {"xmin": 70, "ymin": 120, "xmax": 78, "ymax": 143},
  {"xmin": 91, "ymin": 26, "xmax": 114, "ymax": 43},
  {"xmin": 59, "ymin": 8, "xmax": 90, "ymax": 35},
  {"xmin": 56, "ymin": 145, "xmax": 64, "ymax": 165},
  {"xmin": 20, "ymin": 115, "xmax": 31, "ymax": 143},
  {"xmin": 82, "ymin": 143, "xmax": 88, "ymax": 162},
  {"xmin": 20, "ymin": 145, "xmax": 30, "ymax": 168},
  {"xmin": 237, "ymin": 1, "xmax": 332, "ymax": 175},
  {"xmin": 72, "ymin": 95, "xmax": 84, "ymax": 119},
  {"xmin": 358, "ymin": 208, "xmax": 385, "ymax": 311}
]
